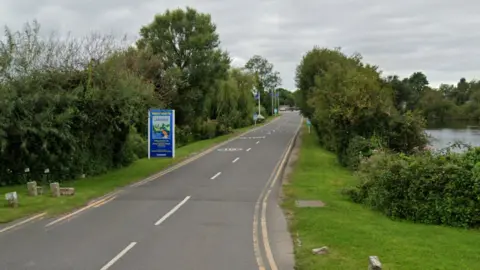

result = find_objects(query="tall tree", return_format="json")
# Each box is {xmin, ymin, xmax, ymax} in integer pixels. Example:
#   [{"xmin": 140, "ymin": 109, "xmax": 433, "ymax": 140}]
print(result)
[
  {"xmin": 406, "ymin": 71, "xmax": 429, "ymax": 109},
  {"xmin": 137, "ymin": 7, "xmax": 231, "ymax": 126},
  {"xmin": 276, "ymin": 88, "xmax": 295, "ymax": 107},
  {"xmin": 244, "ymin": 55, "xmax": 281, "ymax": 115}
]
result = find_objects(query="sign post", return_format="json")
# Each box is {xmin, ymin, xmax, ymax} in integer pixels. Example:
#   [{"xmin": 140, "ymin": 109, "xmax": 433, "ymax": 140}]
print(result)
[
  {"xmin": 148, "ymin": 109, "xmax": 175, "ymax": 159},
  {"xmin": 254, "ymin": 89, "xmax": 261, "ymax": 116},
  {"xmin": 276, "ymin": 92, "xmax": 280, "ymax": 115},
  {"xmin": 306, "ymin": 118, "xmax": 311, "ymax": 134}
]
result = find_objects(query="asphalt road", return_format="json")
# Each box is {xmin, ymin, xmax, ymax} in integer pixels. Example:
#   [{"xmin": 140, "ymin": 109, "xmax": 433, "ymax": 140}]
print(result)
[{"xmin": 0, "ymin": 111, "xmax": 302, "ymax": 270}]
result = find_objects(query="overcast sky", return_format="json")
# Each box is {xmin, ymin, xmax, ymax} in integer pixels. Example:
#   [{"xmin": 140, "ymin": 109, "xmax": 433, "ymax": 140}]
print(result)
[{"xmin": 1, "ymin": 0, "xmax": 479, "ymax": 90}]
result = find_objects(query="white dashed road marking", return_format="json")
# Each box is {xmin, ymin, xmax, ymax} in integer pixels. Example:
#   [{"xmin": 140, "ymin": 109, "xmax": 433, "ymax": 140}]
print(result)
[
  {"xmin": 155, "ymin": 196, "xmax": 191, "ymax": 226},
  {"xmin": 100, "ymin": 242, "xmax": 137, "ymax": 270},
  {"xmin": 210, "ymin": 172, "xmax": 222, "ymax": 180}
]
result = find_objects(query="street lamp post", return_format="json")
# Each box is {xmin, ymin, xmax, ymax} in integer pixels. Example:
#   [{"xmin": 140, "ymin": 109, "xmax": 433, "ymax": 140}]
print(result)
[{"xmin": 271, "ymin": 89, "xmax": 274, "ymax": 115}]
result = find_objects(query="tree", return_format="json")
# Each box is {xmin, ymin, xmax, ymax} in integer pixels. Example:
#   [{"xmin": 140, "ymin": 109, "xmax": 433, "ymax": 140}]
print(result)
[
  {"xmin": 417, "ymin": 88, "xmax": 455, "ymax": 121},
  {"xmin": 0, "ymin": 21, "xmax": 159, "ymax": 185},
  {"xmin": 383, "ymin": 75, "xmax": 410, "ymax": 111},
  {"xmin": 295, "ymin": 47, "xmax": 427, "ymax": 165},
  {"xmin": 276, "ymin": 88, "xmax": 295, "ymax": 107},
  {"xmin": 137, "ymin": 7, "xmax": 231, "ymax": 126},
  {"xmin": 295, "ymin": 47, "xmax": 348, "ymax": 119},
  {"xmin": 383, "ymin": 72, "xmax": 429, "ymax": 111},
  {"xmin": 244, "ymin": 55, "xmax": 282, "ymax": 115},
  {"xmin": 406, "ymin": 72, "xmax": 429, "ymax": 109},
  {"xmin": 293, "ymin": 90, "xmax": 302, "ymax": 108}
]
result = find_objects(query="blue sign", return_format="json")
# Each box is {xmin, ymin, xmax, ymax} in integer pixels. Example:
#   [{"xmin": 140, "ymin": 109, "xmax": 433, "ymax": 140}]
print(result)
[
  {"xmin": 274, "ymin": 108, "xmax": 278, "ymax": 114},
  {"xmin": 148, "ymin": 109, "xmax": 175, "ymax": 158},
  {"xmin": 253, "ymin": 113, "xmax": 258, "ymax": 121},
  {"xmin": 306, "ymin": 118, "xmax": 311, "ymax": 126}
]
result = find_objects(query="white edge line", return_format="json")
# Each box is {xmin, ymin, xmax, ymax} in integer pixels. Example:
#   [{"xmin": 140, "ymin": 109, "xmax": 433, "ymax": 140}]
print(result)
[
  {"xmin": 100, "ymin": 242, "xmax": 137, "ymax": 270},
  {"xmin": 246, "ymin": 148, "xmax": 251, "ymax": 152},
  {"xmin": 155, "ymin": 196, "xmax": 191, "ymax": 226},
  {"xmin": 232, "ymin": 157, "xmax": 240, "ymax": 163},
  {"xmin": 210, "ymin": 172, "xmax": 222, "ymax": 180}
]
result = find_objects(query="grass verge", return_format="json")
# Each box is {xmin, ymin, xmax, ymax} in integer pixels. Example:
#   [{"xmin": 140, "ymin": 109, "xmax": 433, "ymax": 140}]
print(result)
[
  {"xmin": 0, "ymin": 117, "xmax": 277, "ymax": 223},
  {"xmin": 283, "ymin": 127, "xmax": 480, "ymax": 270}
]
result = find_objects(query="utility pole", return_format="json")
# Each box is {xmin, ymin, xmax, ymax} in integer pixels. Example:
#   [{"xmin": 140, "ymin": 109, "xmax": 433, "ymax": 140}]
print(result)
[
  {"xmin": 277, "ymin": 92, "xmax": 280, "ymax": 112},
  {"xmin": 271, "ymin": 89, "xmax": 274, "ymax": 116},
  {"xmin": 254, "ymin": 72, "xmax": 261, "ymax": 116},
  {"xmin": 258, "ymin": 88, "xmax": 261, "ymax": 116}
]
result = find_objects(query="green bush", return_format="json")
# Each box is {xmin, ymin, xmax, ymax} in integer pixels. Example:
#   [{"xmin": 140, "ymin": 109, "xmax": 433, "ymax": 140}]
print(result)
[
  {"xmin": 349, "ymin": 148, "xmax": 480, "ymax": 228},
  {"xmin": 0, "ymin": 22, "xmax": 159, "ymax": 186},
  {"xmin": 123, "ymin": 127, "xmax": 147, "ymax": 161},
  {"xmin": 295, "ymin": 48, "xmax": 428, "ymax": 167},
  {"xmin": 342, "ymin": 135, "xmax": 384, "ymax": 170},
  {"xmin": 385, "ymin": 111, "xmax": 429, "ymax": 154},
  {"xmin": 193, "ymin": 120, "xmax": 218, "ymax": 140},
  {"xmin": 175, "ymin": 125, "xmax": 194, "ymax": 148},
  {"xmin": 0, "ymin": 16, "xmax": 259, "ymax": 187}
]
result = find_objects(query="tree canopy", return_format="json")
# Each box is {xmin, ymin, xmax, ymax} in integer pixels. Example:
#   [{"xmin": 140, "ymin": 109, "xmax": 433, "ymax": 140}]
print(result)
[
  {"xmin": 0, "ymin": 8, "xmax": 278, "ymax": 186},
  {"xmin": 295, "ymin": 47, "xmax": 428, "ymax": 166},
  {"xmin": 244, "ymin": 55, "xmax": 282, "ymax": 116}
]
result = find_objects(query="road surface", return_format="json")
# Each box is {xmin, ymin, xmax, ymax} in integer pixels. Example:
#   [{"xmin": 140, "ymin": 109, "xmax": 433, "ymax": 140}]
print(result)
[{"xmin": 0, "ymin": 112, "xmax": 302, "ymax": 270}]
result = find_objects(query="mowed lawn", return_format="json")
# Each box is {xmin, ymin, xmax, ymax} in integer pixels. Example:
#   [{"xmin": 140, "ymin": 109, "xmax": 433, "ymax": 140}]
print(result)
[
  {"xmin": 0, "ymin": 118, "xmax": 276, "ymax": 224},
  {"xmin": 283, "ymin": 127, "xmax": 480, "ymax": 270}
]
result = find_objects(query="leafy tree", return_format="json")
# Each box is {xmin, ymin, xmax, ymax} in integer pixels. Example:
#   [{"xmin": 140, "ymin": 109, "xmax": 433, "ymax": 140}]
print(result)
[
  {"xmin": 295, "ymin": 47, "xmax": 427, "ymax": 165},
  {"xmin": 405, "ymin": 72, "xmax": 429, "ymax": 109},
  {"xmin": 0, "ymin": 11, "xmax": 262, "ymax": 187},
  {"xmin": 0, "ymin": 21, "xmax": 158, "ymax": 185},
  {"xmin": 417, "ymin": 88, "xmax": 455, "ymax": 121},
  {"xmin": 244, "ymin": 55, "xmax": 281, "ymax": 115},
  {"xmin": 383, "ymin": 75, "xmax": 410, "ymax": 111},
  {"xmin": 276, "ymin": 88, "xmax": 295, "ymax": 107},
  {"xmin": 292, "ymin": 90, "xmax": 302, "ymax": 108},
  {"xmin": 137, "ymin": 7, "xmax": 230, "ymax": 127},
  {"xmin": 295, "ymin": 47, "xmax": 348, "ymax": 119}
]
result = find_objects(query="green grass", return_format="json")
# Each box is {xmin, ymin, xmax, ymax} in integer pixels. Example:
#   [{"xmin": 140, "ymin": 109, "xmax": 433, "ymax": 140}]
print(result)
[
  {"xmin": 0, "ymin": 118, "xmax": 276, "ymax": 223},
  {"xmin": 283, "ymin": 127, "xmax": 480, "ymax": 270}
]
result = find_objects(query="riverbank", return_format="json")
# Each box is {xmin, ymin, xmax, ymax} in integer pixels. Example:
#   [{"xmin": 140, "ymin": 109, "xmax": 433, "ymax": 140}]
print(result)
[
  {"xmin": 0, "ymin": 117, "xmax": 277, "ymax": 223},
  {"xmin": 282, "ymin": 127, "xmax": 480, "ymax": 269}
]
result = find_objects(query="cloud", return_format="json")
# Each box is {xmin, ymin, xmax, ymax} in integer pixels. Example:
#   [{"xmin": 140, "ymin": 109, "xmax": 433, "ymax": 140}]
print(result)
[{"xmin": 1, "ymin": 0, "xmax": 479, "ymax": 89}]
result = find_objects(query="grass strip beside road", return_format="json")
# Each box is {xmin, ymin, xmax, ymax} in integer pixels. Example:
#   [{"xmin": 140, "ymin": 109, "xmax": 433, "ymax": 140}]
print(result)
[
  {"xmin": 0, "ymin": 117, "xmax": 276, "ymax": 224},
  {"xmin": 283, "ymin": 126, "xmax": 480, "ymax": 270}
]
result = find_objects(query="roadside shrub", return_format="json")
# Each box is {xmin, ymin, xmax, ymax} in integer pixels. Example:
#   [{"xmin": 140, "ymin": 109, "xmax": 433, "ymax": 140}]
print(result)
[
  {"xmin": 385, "ymin": 111, "xmax": 429, "ymax": 154},
  {"xmin": 349, "ymin": 148, "xmax": 480, "ymax": 228},
  {"xmin": 0, "ymin": 17, "xmax": 259, "ymax": 187},
  {"xmin": 175, "ymin": 125, "xmax": 194, "ymax": 148},
  {"xmin": 194, "ymin": 120, "xmax": 218, "ymax": 140},
  {"xmin": 123, "ymin": 127, "xmax": 147, "ymax": 161},
  {"xmin": 342, "ymin": 135, "xmax": 384, "ymax": 170},
  {"xmin": 295, "ymin": 47, "xmax": 428, "ymax": 163},
  {"xmin": 0, "ymin": 21, "xmax": 160, "ymax": 186}
]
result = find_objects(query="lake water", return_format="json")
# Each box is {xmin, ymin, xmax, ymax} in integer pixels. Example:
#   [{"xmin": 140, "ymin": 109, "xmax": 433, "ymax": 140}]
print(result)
[{"xmin": 426, "ymin": 121, "xmax": 480, "ymax": 151}]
